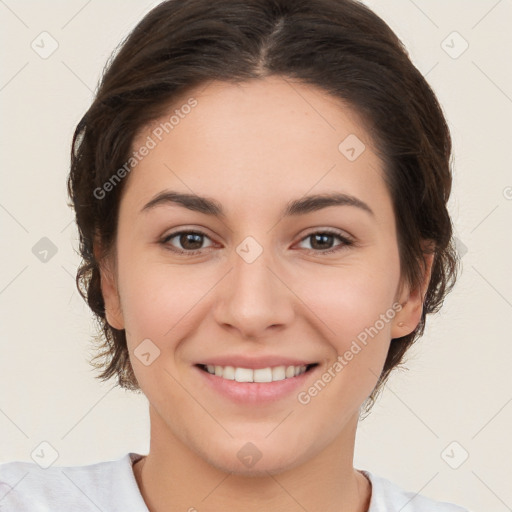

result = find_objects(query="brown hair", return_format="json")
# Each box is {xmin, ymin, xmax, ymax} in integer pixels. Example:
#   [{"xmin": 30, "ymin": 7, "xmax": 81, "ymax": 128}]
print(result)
[{"xmin": 67, "ymin": 0, "xmax": 458, "ymax": 412}]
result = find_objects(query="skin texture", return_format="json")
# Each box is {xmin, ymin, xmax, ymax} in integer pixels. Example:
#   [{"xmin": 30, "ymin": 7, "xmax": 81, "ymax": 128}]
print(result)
[{"xmin": 98, "ymin": 76, "xmax": 433, "ymax": 512}]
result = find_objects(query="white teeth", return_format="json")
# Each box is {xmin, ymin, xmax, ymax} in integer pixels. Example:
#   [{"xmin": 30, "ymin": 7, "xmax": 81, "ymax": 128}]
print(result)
[
  {"xmin": 285, "ymin": 365, "xmax": 295, "ymax": 378},
  {"xmin": 223, "ymin": 366, "xmax": 235, "ymax": 380},
  {"xmin": 254, "ymin": 368, "xmax": 272, "ymax": 383},
  {"xmin": 203, "ymin": 364, "xmax": 309, "ymax": 382},
  {"xmin": 272, "ymin": 366, "xmax": 286, "ymax": 381},
  {"xmin": 235, "ymin": 367, "xmax": 253, "ymax": 382}
]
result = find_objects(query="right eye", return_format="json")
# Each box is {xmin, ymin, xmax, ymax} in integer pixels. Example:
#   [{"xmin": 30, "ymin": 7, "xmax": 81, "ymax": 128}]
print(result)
[{"xmin": 160, "ymin": 230, "xmax": 215, "ymax": 255}]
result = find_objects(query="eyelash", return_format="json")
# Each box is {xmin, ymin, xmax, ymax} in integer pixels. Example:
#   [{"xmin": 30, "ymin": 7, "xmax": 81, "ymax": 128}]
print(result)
[{"xmin": 160, "ymin": 229, "xmax": 354, "ymax": 256}]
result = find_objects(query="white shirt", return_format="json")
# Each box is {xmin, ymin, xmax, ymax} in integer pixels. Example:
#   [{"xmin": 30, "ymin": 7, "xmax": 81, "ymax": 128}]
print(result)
[{"xmin": 0, "ymin": 452, "xmax": 470, "ymax": 511}]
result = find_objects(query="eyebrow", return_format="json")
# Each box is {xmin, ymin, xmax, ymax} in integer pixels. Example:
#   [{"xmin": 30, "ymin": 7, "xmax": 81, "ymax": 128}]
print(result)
[{"xmin": 141, "ymin": 190, "xmax": 374, "ymax": 218}]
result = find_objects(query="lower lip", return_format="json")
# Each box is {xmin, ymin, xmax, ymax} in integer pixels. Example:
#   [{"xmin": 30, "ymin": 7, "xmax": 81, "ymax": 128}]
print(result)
[{"xmin": 195, "ymin": 365, "xmax": 318, "ymax": 404}]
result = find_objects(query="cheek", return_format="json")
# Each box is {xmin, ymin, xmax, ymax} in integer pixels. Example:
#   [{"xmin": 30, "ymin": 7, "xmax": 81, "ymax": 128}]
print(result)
[
  {"xmin": 295, "ymin": 259, "xmax": 400, "ymax": 346},
  {"xmin": 119, "ymin": 262, "xmax": 206, "ymax": 340},
  {"xmin": 293, "ymin": 270, "xmax": 398, "ymax": 420},
  {"xmin": 116, "ymin": 247, "xmax": 225, "ymax": 375},
  {"xmin": 291, "ymin": 253, "xmax": 400, "ymax": 401},
  {"xmin": 117, "ymin": 260, "xmax": 206, "ymax": 403}
]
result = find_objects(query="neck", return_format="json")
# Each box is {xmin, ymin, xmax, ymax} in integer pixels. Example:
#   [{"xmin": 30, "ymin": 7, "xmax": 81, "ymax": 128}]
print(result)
[{"xmin": 133, "ymin": 408, "xmax": 371, "ymax": 512}]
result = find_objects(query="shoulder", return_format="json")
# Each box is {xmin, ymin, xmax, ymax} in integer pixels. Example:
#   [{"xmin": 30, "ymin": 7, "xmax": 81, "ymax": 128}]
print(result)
[
  {"xmin": 362, "ymin": 470, "xmax": 471, "ymax": 512},
  {"xmin": 0, "ymin": 452, "xmax": 148, "ymax": 512}
]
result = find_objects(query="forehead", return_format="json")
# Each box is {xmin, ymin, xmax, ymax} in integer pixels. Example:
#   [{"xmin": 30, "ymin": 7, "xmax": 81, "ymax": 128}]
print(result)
[
  {"xmin": 125, "ymin": 77, "xmax": 389, "ymax": 219},
  {"xmin": 136, "ymin": 77, "xmax": 374, "ymax": 153}
]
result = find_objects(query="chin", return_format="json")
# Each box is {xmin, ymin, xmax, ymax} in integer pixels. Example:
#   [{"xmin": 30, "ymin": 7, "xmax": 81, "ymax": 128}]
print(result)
[{"xmin": 196, "ymin": 436, "xmax": 310, "ymax": 477}]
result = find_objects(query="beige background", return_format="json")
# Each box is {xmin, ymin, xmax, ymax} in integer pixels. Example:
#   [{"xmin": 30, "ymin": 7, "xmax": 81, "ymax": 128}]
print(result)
[{"xmin": 1, "ymin": 1, "xmax": 511, "ymax": 510}]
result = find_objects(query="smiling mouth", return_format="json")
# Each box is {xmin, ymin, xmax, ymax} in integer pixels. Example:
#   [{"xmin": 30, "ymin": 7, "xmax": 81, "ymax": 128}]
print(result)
[{"xmin": 196, "ymin": 363, "xmax": 318, "ymax": 383}]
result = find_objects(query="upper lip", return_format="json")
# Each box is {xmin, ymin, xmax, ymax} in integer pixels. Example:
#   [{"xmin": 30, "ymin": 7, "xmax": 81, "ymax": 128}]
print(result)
[{"xmin": 197, "ymin": 355, "xmax": 317, "ymax": 369}]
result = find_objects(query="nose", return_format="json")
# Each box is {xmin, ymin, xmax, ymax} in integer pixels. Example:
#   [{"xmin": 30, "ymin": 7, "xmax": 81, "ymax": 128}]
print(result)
[{"xmin": 212, "ymin": 245, "xmax": 295, "ymax": 340}]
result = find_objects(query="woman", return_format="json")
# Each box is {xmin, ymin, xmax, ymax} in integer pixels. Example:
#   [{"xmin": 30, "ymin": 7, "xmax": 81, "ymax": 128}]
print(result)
[{"xmin": 0, "ymin": 0, "xmax": 469, "ymax": 510}]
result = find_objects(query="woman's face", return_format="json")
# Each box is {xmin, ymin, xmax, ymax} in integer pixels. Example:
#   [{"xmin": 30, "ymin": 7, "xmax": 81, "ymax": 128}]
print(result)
[{"xmin": 101, "ymin": 76, "xmax": 424, "ymax": 474}]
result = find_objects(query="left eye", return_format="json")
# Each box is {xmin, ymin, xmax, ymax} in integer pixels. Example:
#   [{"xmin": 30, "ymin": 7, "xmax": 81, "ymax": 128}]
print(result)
[{"xmin": 296, "ymin": 231, "xmax": 353, "ymax": 253}]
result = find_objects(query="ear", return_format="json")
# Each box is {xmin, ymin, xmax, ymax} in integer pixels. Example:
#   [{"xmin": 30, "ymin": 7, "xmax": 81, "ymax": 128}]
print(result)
[
  {"xmin": 391, "ymin": 245, "xmax": 435, "ymax": 339},
  {"xmin": 94, "ymin": 240, "xmax": 125, "ymax": 330}
]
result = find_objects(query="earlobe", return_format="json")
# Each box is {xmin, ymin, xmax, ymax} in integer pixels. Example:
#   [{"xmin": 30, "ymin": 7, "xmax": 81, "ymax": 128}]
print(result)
[
  {"xmin": 391, "ymin": 250, "xmax": 435, "ymax": 338},
  {"xmin": 94, "ymin": 242, "xmax": 125, "ymax": 331}
]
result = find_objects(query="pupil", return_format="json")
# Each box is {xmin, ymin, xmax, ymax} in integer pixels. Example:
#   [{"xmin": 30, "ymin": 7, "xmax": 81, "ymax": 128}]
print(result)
[
  {"xmin": 312, "ymin": 234, "xmax": 333, "ymax": 250},
  {"xmin": 181, "ymin": 233, "xmax": 203, "ymax": 250}
]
